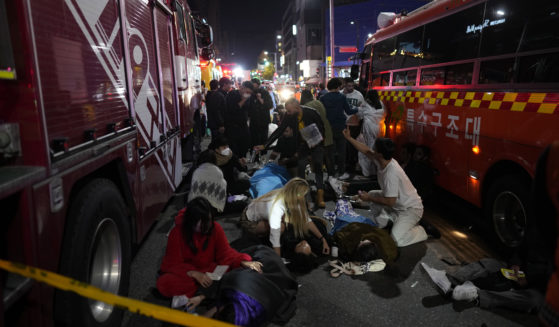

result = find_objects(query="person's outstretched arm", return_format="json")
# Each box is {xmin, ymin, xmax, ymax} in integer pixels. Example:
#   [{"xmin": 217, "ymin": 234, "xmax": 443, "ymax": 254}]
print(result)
[{"xmin": 342, "ymin": 127, "xmax": 375, "ymax": 161}]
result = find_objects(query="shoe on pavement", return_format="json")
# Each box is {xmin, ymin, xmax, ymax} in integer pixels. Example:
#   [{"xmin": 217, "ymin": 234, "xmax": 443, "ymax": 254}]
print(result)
[
  {"xmin": 419, "ymin": 219, "xmax": 441, "ymax": 239},
  {"xmin": 452, "ymin": 281, "xmax": 479, "ymax": 302},
  {"xmin": 328, "ymin": 177, "xmax": 344, "ymax": 196},
  {"xmin": 421, "ymin": 262, "xmax": 452, "ymax": 295},
  {"xmin": 338, "ymin": 172, "xmax": 352, "ymax": 181}
]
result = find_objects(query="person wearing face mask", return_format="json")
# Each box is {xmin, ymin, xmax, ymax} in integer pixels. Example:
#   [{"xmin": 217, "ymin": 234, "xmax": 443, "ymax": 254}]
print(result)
[
  {"xmin": 208, "ymin": 135, "xmax": 250, "ymax": 196},
  {"xmin": 225, "ymin": 81, "xmax": 254, "ymax": 157},
  {"xmin": 156, "ymin": 197, "xmax": 263, "ymax": 312}
]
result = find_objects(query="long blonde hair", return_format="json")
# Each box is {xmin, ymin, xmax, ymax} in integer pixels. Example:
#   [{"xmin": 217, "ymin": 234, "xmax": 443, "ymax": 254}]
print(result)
[{"xmin": 257, "ymin": 178, "xmax": 310, "ymax": 239}]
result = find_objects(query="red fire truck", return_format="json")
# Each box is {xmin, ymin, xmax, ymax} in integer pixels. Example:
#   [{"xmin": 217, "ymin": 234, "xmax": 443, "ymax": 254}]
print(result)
[
  {"xmin": 0, "ymin": 0, "xmax": 212, "ymax": 326},
  {"xmin": 360, "ymin": 0, "xmax": 559, "ymax": 248}
]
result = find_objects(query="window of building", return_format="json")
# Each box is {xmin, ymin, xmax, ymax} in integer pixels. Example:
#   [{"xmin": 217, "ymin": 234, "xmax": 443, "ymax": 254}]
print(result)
[
  {"xmin": 517, "ymin": 52, "xmax": 559, "ymax": 83},
  {"xmin": 479, "ymin": 0, "xmax": 526, "ymax": 57},
  {"xmin": 479, "ymin": 57, "xmax": 515, "ymax": 84},
  {"xmin": 307, "ymin": 28, "xmax": 321, "ymax": 45},
  {"xmin": 422, "ymin": 4, "xmax": 484, "ymax": 65},
  {"xmin": 392, "ymin": 69, "xmax": 417, "ymax": 86},
  {"xmin": 372, "ymin": 37, "xmax": 395, "ymax": 72},
  {"xmin": 393, "ymin": 27, "xmax": 423, "ymax": 69}
]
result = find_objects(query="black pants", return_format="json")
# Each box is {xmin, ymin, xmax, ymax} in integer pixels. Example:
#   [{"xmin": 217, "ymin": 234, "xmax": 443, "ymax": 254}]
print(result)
[
  {"xmin": 297, "ymin": 145, "xmax": 324, "ymax": 190},
  {"xmin": 345, "ymin": 124, "xmax": 361, "ymax": 174}
]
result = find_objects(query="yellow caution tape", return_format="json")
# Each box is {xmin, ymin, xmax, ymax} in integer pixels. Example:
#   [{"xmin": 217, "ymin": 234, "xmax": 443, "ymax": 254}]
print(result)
[{"xmin": 0, "ymin": 259, "xmax": 234, "ymax": 327}]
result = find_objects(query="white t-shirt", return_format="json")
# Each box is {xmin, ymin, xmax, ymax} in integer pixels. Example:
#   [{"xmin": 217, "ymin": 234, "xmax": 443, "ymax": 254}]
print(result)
[
  {"xmin": 245, "ymin": 195, "xmax": 310, "ymax": 248},
  {"xmin": 343, "ymin": 89, "xmax": 365, "ymax": 122},
  {"xmin": 377, "ymin": 159, "xmax": 423, "ymax": 211}
]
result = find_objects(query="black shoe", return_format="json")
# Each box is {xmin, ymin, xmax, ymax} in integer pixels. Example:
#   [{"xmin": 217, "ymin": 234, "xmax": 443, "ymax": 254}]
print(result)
[{"xmin": 420, "ymin": 219, "xmax": 441, "ymax": 239}]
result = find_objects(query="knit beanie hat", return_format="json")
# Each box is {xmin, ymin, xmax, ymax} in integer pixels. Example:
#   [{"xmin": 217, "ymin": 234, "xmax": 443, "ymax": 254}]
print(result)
[{"xmin": 188, "ymin": 163, "xmax": 227, "ymax": 212}]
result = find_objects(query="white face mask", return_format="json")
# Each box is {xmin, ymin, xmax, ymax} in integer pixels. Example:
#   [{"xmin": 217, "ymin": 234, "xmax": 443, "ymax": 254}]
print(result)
[
  {"xmin": 243, "ymin": 92, "xmax": 251, "ymax": 99},
  {"xmin": 220, "ymin": 147, "xmax": 232, "ymax": 156}
]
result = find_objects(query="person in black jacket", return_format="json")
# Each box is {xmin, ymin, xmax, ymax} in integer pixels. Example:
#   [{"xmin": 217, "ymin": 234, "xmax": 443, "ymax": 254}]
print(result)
[
  {"xmin": 263, "ymin": 98, "xmax": 327, "ymax": 207},
  {"xmin": 206, "ymin": 79, "xmax": 229, "ymax": 140},
  {"xmin": 225, "ymin": 81, "xmax": 253, "ymax": 157},
  {"xmin": 249, "ymin": 78, "xmax": 273, "ymax": 148},
  {"xmin": 208, "ymin": 135, "xmax": 250, "ymax": 196}
]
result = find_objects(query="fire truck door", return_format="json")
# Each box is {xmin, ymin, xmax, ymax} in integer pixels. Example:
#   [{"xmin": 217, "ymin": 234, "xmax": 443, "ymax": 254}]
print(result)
[{"xmin": 153, "ymin": 8, "xmax": 179, "ymax": 134}]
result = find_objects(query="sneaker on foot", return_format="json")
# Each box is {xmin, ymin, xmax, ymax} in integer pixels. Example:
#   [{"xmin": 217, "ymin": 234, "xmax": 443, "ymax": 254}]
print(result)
[
  {"xmin": 421, "ymin": 263, "xmax": 452, "ymax": 295},
  {"xmin": 452, "ymin": 281, "xmax": 478, "ymax": 302},
  {"xmin": 328, "ymin": 177, "xmax": 344, "ymax": 196},
  {"xmin": 338, "ymin": 172, "xmax": 352, "ymax": 180}
]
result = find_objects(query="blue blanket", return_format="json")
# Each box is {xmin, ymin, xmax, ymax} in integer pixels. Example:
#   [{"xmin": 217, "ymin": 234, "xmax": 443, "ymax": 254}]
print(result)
[{"xmin": 249, "ymin": 163, "xmax": 291, "ymax": 198}]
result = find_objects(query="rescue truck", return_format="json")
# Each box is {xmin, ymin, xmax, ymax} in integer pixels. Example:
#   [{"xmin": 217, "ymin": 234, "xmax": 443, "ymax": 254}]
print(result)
[
  {"xmin": 360, "ymin": 0, "xmax": 559, "ymax": 248},
  {"xmin": 0, "ymin": 0, "xmax": 213, "ymax": 325}
]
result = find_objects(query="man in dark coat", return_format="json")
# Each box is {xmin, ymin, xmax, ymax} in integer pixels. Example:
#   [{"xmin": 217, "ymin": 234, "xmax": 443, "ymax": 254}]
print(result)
[
  {"xmin": 206, "ymin": 78, "xmax": 229, "ymax": 140},
  {"xmin": 249, "ymin": 78, "xmax": 273, "ymax": 147},
  {"xmin": 225, "ymin": 81, "xmax": 253, "ymax": 157},
  {"xmin": 263, "ymin": 98, "xmax": 327, "ymax": 207}
]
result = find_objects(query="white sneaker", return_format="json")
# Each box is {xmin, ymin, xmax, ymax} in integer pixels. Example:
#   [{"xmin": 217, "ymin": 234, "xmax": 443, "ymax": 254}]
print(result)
[
  {"xmin": 452, "ymin": 281, "xmax": 479, "ymax": 302},
  {"xmin": 421, "ymin": 263, "xmax": 452, "ymax": 295},
  {"xmin": 328, "ymin": 177, "xmax": 343, "ymax": 196},
  {"xmin": 338, "ymin": 173, "xmax": 351, "ymax": 180}
]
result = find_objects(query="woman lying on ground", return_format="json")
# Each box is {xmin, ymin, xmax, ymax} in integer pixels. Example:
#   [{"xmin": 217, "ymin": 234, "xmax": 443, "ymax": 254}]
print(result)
[
  {"xmin": 156, "ymin": 197, "xmax": 262, "ymax": 311},
  {"xmin": 333, "ymin": 222, "xmax": 398, "ymax": 264},
  {"xmin": 240, "ymin": 178, "xmax": 330, "ymax": 270},
  {"xmin": 207, "ymin": 245, "xmax": 299, "ymax": 326}
]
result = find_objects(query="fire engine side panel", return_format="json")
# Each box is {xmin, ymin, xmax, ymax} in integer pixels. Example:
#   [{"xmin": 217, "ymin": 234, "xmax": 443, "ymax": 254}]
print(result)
[
  {"xmin": 380, "ymin": 90, "xmax": 559, "ymax": 206},
  {"xmin": 155, "ymin": 10, "xmax": 178, "ymax": 131},
  {"xmin": 0, "ymin": 0, "xmax": 49, "ymax": 168},
  {"xmin": 30, "ymin": 0, "xmax": 129, "ymax": 150}
]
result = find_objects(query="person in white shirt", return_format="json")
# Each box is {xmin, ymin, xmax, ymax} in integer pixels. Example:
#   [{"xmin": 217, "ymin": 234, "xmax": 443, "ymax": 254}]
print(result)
[
  {"xmin": 340, "ymin": 77, "xmax": 366, "ymax": 180},
  {"xmin": 356, "ymin": 90, "xmax": 385, "ymax": 177},
  {"xmin": 240, "ymin": 178, "xmax": 330, "ymax": 256},
  {"xmin": 342, "ymin": 131, "xmax": 428, "ymax": 247}
]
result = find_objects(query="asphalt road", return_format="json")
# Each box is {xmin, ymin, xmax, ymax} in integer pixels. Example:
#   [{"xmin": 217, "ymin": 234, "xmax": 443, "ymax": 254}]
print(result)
[{"xmin": 121, "ymin": 185, "xmax": 539, "ymax": 327}]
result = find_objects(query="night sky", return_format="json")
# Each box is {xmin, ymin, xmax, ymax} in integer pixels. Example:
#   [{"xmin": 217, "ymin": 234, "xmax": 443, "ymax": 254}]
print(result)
[{"xmin": 218, "ymin": 1, "xmax": 289, "ymax": 69}]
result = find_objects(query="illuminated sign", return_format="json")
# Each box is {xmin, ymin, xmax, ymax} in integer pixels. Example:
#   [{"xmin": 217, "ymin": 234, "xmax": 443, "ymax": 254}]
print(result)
[{"xmin": 466, "ymin": 18, "xmax": 506, "ymax": 34}]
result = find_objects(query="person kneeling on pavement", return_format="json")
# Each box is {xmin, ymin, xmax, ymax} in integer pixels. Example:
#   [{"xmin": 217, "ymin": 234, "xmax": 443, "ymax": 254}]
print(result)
[
  {"xmin": 156, "ymin": 197, "xmax": 262, "ymax": 312},
  {"xmin": 261, "ymin": 98, "xmax": 327, "ymax": 208},
  {"xmin": 208, "ymin": 135, "xmax": 250, "ymax": 196},
  {"xmin": 240, "ymin": 178, "xmax": 330, "ymax": 272},
  {"xmin": 343, "ymin": 131, "xmax": 436, "ymax": 246}
]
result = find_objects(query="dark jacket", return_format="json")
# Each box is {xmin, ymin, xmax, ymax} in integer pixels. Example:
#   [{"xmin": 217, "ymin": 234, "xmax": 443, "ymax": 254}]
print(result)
[
  {"xmin": 264, "ymin": 106, "xmax": 325, "ymax": 154},
  {"xmin": 225, "ymin": 90, "xmax": 249, "ymax": 129},
  {"xmin": 249, "ymin": 87, "xmax": 273, "ymax": 128},
  {"xmin": 320, "ymin": 91, "xmax": 358, "ymax": 131},
  {"xmin": 225, "ymin": 90, "xmax": 251, "ymax": 156},
  {"xmin": 206, "ymin": 89, "xmax": 227, "ymax": 129}
]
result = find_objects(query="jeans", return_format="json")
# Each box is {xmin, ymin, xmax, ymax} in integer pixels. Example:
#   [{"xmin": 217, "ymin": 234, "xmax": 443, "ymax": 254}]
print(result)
[
  {"xmin": 297, "ymin": 145, "xmax": 324, "ymax": 190},
  {"xmin": 449, "ymin": 258, "xmax": 544, "ymax": 313}
]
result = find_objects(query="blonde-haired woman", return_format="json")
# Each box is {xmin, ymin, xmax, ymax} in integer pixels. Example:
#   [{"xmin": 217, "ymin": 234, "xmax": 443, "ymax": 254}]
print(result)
[{"xmin": 241, "ymin": 178, "xmax": 330, "ymax": 258}]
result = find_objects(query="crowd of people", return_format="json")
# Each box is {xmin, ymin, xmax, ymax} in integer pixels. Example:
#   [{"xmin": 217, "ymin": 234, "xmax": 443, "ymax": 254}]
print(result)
[{"xmin": 153, "ymin": 76, "xmax": 558, "ymax": 326}]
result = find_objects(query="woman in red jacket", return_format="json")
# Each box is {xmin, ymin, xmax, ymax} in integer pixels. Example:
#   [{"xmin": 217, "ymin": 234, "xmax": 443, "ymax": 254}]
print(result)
[{"xmin": 157, "ymin": 197, "xmax": 262, "ymax": 310}]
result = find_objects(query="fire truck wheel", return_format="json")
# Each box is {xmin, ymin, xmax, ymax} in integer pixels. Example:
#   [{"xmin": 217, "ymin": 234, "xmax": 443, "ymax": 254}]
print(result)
[
  {"xmin": 486, "ymin": 175, "xmax": 529, "ymax": 249},
  {"xmin": 55, "ymin": 179, "xmax": 131, "ymax": 327}
]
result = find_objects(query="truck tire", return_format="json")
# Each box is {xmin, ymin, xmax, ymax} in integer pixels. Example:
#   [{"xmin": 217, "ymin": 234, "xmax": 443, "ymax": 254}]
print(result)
[
  {"xmin": 55, "ymin": 179, "xmax": 131, "ymax": 327},
  {"xmin": 485, "ymin": 175, "xmax": 529, "ymax": 248}
]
